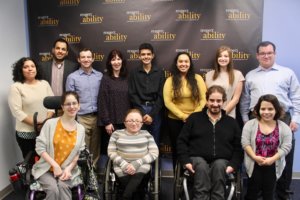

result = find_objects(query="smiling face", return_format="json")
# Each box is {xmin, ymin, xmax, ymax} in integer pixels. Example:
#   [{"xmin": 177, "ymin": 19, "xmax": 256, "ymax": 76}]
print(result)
[
  {"xmin": 256, "ymin": 44, "xmax": 276, "ymax": 69},
  {"xmin": 22, "ymin": 60, "xmax": 37, "ymax": 82},
  {"xmin": 176, "ymin": 54, "xmax": 191, "ymax": 75},
  {"xmin": 139, "ymin": 49, "xmax": 154, "ymax": 66},
  {"xmin": 259, "ymin": 101, "xmax": 276, "ymax": 122},
  {"xmin": 217, "ymin": 50, "xmax": 230, "ymax": 68},
  {"xmin": 206, "ymin": 91, "xmax": 224, "ymax": 116},
  {"xmin": 52, "ymin": 41, "xmax": 68, "ymax": 62},
  {"xmin": 78, "ymin": 50, "xmax": 94, "ymax": 70},
  {"xmin": 111, "ymin": 55, "xmax": 122, "ymax": 73},
  {"xmin": 124, "ymin": 112, "xmax": 143, "ymax": 134},
  {"xmin": 62, "ymin": 94, "xmax": 80, "ymax": 118}
]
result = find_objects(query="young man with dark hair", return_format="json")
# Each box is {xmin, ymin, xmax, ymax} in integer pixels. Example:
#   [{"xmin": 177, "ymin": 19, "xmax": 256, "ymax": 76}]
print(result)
[{"xmin": 128, "ymin": 43, "xmax": 165, "ymax": 145}]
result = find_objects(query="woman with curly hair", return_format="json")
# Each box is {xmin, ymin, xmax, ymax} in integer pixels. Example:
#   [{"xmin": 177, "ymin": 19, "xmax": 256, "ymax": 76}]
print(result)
[
  {"xmin": 8, "ymin": 57, "xmax": 54, "ymax": 158},
  {"xmin": 163, "ymin": 52, "xmax": 207, "ymax": 170}
]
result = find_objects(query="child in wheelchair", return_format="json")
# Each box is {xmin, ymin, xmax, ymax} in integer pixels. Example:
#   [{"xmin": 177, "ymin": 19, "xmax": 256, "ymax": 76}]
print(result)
[{"xmin": 107, "ymin": 109, "xmax": 159, "ymax": 200}]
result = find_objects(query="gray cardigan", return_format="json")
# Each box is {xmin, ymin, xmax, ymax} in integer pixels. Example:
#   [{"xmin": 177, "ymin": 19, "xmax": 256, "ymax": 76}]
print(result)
[
  {"xmin": 32, "ymin": 117, "xmax": 85, "ymax": 185},
  {"xmin": 241, "ymin": 119, "xmax": 292, "ymax": 179}
]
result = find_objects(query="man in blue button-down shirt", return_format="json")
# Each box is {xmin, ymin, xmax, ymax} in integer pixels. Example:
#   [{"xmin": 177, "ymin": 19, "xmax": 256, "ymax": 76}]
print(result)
[
  {"xmin": 66, "ymin": 48, "xmax": 103, "ymax": 165},
  {"xmin": 240, "ymin": 41, "xmax": 300, "ymax": 200}
]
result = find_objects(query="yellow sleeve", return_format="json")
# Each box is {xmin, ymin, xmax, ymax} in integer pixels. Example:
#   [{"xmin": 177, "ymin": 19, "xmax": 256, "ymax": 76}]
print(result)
[
  {"xmin": 193, "ymin": 74, "xmax": 207, "ymax": 112},
  {"xmin": 163, "ymin": 77, "xmax": 188, "ymax": 120}
]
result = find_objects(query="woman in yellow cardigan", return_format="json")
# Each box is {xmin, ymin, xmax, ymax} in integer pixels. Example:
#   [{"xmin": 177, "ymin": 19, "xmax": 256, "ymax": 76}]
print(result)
[{"xmin": 163, "ymin": 52, "xmax": 207, "ymax": 170}]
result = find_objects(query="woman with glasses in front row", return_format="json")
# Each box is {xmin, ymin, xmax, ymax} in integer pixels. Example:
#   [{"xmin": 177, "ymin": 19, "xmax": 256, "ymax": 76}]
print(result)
[
  {"xmin": 32, "ymin": 91, "xmax": 85, "ymax": 200},
  {"xmin": 108, "ymin": 109, "xmax": 159, "ymax": 200}
]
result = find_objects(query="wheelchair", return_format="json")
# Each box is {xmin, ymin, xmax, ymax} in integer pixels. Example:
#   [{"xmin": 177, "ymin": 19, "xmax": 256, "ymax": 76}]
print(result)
[
  {"xmin": 9, "ymin": 96, "xmax": 101, "ymax": 200},
  {"xmin": 173, "ymin": 162, "xmax": 243, "ymax": 200},
  {"xmin": 103, "ymin": 158, "xmax": 160, "ymax": 200}
]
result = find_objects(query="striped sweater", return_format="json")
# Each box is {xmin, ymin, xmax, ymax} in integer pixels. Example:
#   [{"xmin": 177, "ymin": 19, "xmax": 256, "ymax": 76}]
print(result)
[{"xmin": 107, "ymin": 129, "xmax": 159, "ymax": 177}]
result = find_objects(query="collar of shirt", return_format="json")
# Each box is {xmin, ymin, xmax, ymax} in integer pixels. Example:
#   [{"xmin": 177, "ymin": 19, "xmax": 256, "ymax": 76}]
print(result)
[
  {"xmin": 256, "ymin": 63, "xmax": 279, "ymax": 72},
  {"xmin": 138, "ymin": 65, "xmax": 159, "ymax": 73},
  {"xmin": 53, "ymin": 60, "xmax": 64, "ymax": 69},
  {"xmin": 206, "ymin": 109, "xmax": 222, "ymax": 125},
  {"xmin": 78, "ymin": 67, "xmax": 96, "ymax": 75}
]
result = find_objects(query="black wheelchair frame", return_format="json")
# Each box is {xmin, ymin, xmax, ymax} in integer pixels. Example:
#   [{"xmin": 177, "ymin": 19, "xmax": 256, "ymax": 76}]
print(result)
[
  {"xmin": 103, "ymin": 158, "xmax": 160, "ymax": 200},
  {"xmin": 173, "ymin": 162, "xmax": 243, "ymax": 200}
]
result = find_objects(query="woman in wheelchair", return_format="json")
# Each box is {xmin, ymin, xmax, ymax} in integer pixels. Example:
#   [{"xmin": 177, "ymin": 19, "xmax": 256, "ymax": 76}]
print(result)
[
  {"xmin": 31, "ymin": 91, "xmax": 85, "ymax": 200},
  {"xmin": 107, "ymin": 109, "xmax": 159, "ymax": 200}
]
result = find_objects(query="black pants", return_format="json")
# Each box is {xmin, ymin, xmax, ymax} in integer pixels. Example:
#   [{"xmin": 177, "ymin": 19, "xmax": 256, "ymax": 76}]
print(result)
[
  {"xmin": 118, "ymin": 173, "xmax": 146, "ymax": 200},
  {"xmin": 15, "ymin": 132, "xmax": 36, "ymax": 159},
  {"xmin": 245, "ymin": 163, "xmax": 276, "ymax": 200},
  {"xmin": 167, "ymin": 117, "xmax": 184, "ymax": 171},
  {"xmin": 249, "ymin": 112, "xmax": 294, "ymax": 199}
]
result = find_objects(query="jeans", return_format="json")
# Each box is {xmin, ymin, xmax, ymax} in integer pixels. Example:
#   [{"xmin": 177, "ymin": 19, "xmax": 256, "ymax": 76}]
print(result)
[{"xmin": 141, "ymin": 105, "xmax": 161, "ymax": 145}]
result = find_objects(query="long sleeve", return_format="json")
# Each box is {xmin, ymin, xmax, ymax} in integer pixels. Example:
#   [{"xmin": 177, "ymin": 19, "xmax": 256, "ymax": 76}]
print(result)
[
  {"xmin": 240, "ymin": 78, "xmax": 251, "ymax": 122},
  {"xmin": 97, "ymin": 76, "xmax": 111, "ymax": 125},
  {"xmin": 163, "ymin": 77, "xmax": 188, "ymax": 120},
  {"xmin": 193, "ymin": 74, "xmax": 207, "ymax": 112},
  {"xmin": 8, "ymin": 84, "xmax": 27, "ymax": 122},
  {"xmin": 289, "ymin": 72, "xmax": 300, "ymax": 124}
]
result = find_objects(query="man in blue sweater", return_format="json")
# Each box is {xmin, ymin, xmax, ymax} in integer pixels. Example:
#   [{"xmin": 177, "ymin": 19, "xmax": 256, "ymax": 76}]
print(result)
[{"xmin": 177, "ymin": 85, "xmax": 242, "ymax": 200}]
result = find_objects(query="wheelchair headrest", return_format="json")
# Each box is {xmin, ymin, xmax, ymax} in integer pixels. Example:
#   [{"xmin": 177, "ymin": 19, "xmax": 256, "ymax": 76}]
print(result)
[{"xmin": 43, "ymin": 96, "xmax": 62, "ymax": 110}]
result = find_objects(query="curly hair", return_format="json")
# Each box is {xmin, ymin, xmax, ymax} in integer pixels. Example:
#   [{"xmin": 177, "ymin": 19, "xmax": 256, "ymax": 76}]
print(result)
[
  {"xmin": 12, "ymin": 57, "xmax": 43, "ymax": 83},
  {"xmin": 106, "ymin": 49, "xmax": 127, "ymax": 78},
  {"xmin": 171, "ymin": 52, "xmax": 200, "ymax": 103}
]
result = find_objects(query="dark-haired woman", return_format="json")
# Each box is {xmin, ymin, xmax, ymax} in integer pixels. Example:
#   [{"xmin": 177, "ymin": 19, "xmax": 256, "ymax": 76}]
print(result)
[
  {"xmin": 242, "ymin": 94, "xmax": 292, "ymax": 200},
  {"xmin": 98, "ymin": 49, "xmax": 131, "ymax": 154},
  {"xmin": 205, "ymin": 46, "xmax": 244, "ymax": 118},
  {"xmin": 8, "ymin": 57, "xmax": 54, "ymax": 158},
  {"xmin": 32, "ymin": 91, "xmax": 85, "ymax": 200},
  {"xmin": 163, "ymin": 52, "xmax": 206, "ymax": 170}
]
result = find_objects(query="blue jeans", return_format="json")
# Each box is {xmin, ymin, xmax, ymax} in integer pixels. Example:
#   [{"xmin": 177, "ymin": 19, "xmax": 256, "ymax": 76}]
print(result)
[{"xmin": 141, "ymin": 105, "xmax": 161, "ymax": 145}]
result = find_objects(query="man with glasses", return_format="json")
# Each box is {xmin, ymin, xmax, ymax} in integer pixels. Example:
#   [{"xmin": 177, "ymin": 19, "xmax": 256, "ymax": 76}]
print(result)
[{"xmin": 240, "ymin": 41, "xmax": 300, "ymax": 200}]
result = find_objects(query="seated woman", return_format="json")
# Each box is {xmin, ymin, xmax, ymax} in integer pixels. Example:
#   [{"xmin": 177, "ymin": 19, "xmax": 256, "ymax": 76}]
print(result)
[
  {"xmin": 108, "ymin": 109, "xmax": 159, "ymax": 200},
  {"xmin": 32, "ymin": 91, "xmax": 85, "ymax": 200},
  {"xmin": 242, "ymin": 94, "xmax": 292, "ymax": 200}
]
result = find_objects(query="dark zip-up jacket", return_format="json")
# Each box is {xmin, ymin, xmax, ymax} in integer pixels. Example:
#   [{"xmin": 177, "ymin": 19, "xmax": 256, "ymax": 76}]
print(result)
[{"xmin": 177, "ymin": 108, "xmax": 242, "ymax": 170}]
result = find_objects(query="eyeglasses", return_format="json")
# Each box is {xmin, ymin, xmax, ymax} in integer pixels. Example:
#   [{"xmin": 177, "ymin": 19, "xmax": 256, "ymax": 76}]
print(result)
[
  {"xmin": 63, "ymin": 102, "xmax": 78, "ymax": 107},
  {"xmin": 258, "ymin": 52, "xmax": 274, "ymax": 57},
  {"xmin": 124, "ymin": 120, "xmax": 143, "ymax": 124}
]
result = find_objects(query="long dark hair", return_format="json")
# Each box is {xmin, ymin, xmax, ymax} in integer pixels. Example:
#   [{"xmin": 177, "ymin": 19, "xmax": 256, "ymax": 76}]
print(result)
[
  {"xmin": 106, "ymin": 49, "xmax": 127, "ymax": 78},
  {"xmin": 171, "ymin": 52, "xmax": 200, "ymax": 103}
]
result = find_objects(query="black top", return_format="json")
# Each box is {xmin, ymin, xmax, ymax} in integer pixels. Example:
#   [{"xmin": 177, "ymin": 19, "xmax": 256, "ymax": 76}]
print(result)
[
  {"xmin": 177, "ymin": 108, "xmax": 242, "ymax": 170},
  {"xmin": 128, "ymin": 65, "xmax": 165, "ymax": 117},
  {"xmin": 97, "ymin": 75, "xmax": 131, "ymax": 126}
]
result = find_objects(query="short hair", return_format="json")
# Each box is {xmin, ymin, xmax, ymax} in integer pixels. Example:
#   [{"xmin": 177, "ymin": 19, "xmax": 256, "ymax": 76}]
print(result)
[
  {"xmin": 52, "ymin": 38, "xmax": 69, "ymax": 51},
  {"xmin": 124, "ymin": 109, "xmax": 143, "ymax": 121},
  {"xmin": 78, "ymin": 48, "xmax": 93, "ymax": 58},
  {"xmin": 11, "ymin": 57, "xmax": 43, "ymax": 83},
  {"xmin": 256, "ymin": 41, "xmax": 276, "ymax": 53},
  {"xmin": 106, "ymin": 49, "xmax": 127, "ymax": 78},
  {"xmin": 139, "ymin": 43, "xmax": 154, "ymax": 54},
  {"xmin": 253, "ymin": 94, "xmax": 284, "ymax": 120},
  {"xmin": 205, "ymin": 85, "xmax": 227, "ymax": 102},
  {"xmin": 61, "ymin": 91, "xmax": 80, "ymax": 106}
]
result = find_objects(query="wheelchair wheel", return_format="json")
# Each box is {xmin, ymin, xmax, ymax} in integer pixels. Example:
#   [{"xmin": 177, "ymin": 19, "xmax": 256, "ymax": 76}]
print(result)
[
  {"xmin": 104, "ymin": 159, "xmax": 117, "ymax": 200},
  {"xmin": 149, "ymin": 158, "xmax": 160, "ymax": 200},
  {"xmin": 173, "ymin": 162, "xmax": 184, "ymax": 200},
  {"xmin": 233, "ymin": 170, "xmax": 243, "ymax": 200}
]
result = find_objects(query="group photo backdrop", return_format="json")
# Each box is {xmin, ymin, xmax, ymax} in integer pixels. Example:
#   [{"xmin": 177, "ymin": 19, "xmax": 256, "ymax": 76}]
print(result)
[
  {"xmin": 27, "ymin": 0, "xmax": 263, "ymax": 75},
  {"xmin": 27, "ymin": 0, "xmax": 264, "ymax": 152}
]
